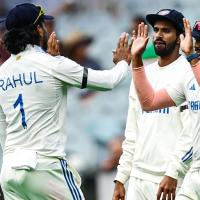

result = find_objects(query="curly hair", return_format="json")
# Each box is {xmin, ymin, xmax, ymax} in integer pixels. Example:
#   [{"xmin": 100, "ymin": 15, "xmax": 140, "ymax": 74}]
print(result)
[{"xmin": 3, "ymin": 21, "xmax": 43, "ymax": 55}]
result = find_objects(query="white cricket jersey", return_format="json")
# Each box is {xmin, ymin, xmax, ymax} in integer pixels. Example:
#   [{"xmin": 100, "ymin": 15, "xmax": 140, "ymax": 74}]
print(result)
[
  {"xmin": 0, "ymin": 45, "xmax": 129, "ymax": 158},
  {"xmin": 166, "ymin": 65, "xmax": 200, "ymax": 171},
  {"xmin": 115, "ymin": 55, "xmax": 193, "ymax": 185}
]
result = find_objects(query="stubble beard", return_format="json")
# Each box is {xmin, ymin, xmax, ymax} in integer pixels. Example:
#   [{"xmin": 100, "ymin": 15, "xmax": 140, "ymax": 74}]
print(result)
[{"xmin": 154, "ymin": 40, "xmax": 177, "ymax": 57}]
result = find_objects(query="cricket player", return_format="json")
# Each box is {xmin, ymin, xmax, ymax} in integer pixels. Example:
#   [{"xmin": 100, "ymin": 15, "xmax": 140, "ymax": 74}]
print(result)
[
  {"xmin": 131, "ymin": 16, "xmax": 200, "ymax": 200},
  {"xmin": 112, "ymin": 9, "xmax": 192, "ymax": 200},
  {"xmin": 0, "ymin": 3, "xmax": 131, "ymax": 200}
]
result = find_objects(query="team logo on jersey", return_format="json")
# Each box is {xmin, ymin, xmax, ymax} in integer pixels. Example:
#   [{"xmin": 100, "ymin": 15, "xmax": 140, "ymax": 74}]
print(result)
[{"xmin": 189, "ymin": 83, "xmax": 196, "ymax": 90}]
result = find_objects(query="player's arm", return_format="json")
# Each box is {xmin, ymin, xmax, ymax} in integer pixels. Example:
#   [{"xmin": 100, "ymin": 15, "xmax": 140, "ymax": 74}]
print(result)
[
  {"xmin": 131, "ymin": 22, "xmax": 176, "ymax": 110},
  {"xmin": 51, "ymin": 32, "xmax": 131, "ymax": 91},
  {"xmin": 157, "ymin": 103, "xmax": 192, "ymax": 200},
  {"xmin": 85, "ymin": 32, "xmax": 131, "ymax": 90},
  {"xmin": 0, "ymin": 42, "xmax": 9, "ymax": 148},
  {"xmin": 0, "ymin": 107, "xmax": 6, "ymax": 197},
  {"xmin": 0, "ymin": 42, "xmax": 9, "ymax": 149},
  {"xmin": 0, "ymin": 106, "xmax": 7, "ymax": 150},
  {"xmin": 112, "ymin": 81, "xmax": 139, "ymax": 200},
  {"xmin": 165, "ymin": 103, "xmax": 192, "ymax": 177}
]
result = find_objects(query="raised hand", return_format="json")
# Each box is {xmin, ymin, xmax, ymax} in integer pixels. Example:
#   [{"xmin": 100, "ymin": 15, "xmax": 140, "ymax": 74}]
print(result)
[
  {"xmin": 47, "ymin": 32, "xmax": 60, "ymax": 56},
  {"xmin": 113, "ymin": 32, "xmax": 132, "ymax": 65},
  {"xmin": 180, "ymin": 18, "xmax": 193, "ymax": 56},
  {"xmin": 131, "ymin": 22, "xmax": 149, "ymax": 57}
]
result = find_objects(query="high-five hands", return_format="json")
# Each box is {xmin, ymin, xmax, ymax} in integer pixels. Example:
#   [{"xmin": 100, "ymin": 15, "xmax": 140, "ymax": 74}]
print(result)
[
  {"xmin": 131, "ymin": 22, "xmax": 149, "ymax": 57},
  {"xmin": 113, "ymin": 32, "xmax": 132, "ymax": 65},
  {"xmin": 47, "ymin": 32, "xmax": 60, "ymax": 56},
  {"xmin": 180, "ymin": 18, "xmax": 193, "ymax": 56}
]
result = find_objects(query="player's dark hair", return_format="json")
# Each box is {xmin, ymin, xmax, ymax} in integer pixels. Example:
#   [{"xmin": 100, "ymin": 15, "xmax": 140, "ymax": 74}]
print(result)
[
  {"xmin": 175, "ymin": 26, "xmax": 182, "ymax": 36},
  {"xmin": 3, "ymin": 20, "xmax": 43, "ymax": 55}
]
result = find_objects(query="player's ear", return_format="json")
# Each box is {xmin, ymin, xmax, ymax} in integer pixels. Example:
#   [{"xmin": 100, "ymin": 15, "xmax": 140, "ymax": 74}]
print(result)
[
  {"xmin": 177, "ymin": 36, "xmax": 181, "ymax": 45},
  {"xmin": 36, "ymin": 24, "xmax": 44, "ymax": 38}
]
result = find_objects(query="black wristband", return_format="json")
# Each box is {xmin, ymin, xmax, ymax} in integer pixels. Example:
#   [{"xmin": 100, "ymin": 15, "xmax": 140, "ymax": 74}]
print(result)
[
  {"xmin": 186, "ymin": 53, "xmax": 199, "ymax": 62},
  {"xmin": 81, "ymin": 67, "xmax": 88, "ymax": 89}
]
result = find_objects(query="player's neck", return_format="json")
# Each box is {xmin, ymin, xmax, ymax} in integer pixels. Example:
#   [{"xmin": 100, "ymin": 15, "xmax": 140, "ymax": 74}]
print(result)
[{"xmin": 158, "ymin": 53, "xmax": 180, "ymax": 67}]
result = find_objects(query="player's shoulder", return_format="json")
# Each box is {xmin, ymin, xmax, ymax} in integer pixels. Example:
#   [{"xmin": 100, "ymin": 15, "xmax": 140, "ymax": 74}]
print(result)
[
  {"xmin": 175, "ymin": 55, "xmax": 191, "ymax": 71},
  {"xmin": 30, "ymin": 51, "xmax": 77, "ymax": 68},
  {"xmin": 29, "ymin": 50, "xmax": 57, "ymax": 62}
]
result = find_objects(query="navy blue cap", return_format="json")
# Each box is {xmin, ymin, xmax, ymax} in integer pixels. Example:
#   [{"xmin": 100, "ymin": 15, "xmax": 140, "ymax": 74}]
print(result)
[
  {"xmin": 146, "ymin": 9, "xmax": 184, "ymax": 33},
  {"xmin": 0, "ymin": 3, "xmax": 54, "ymax": 30},
  {"xmin": 192, "ymin": 21, "xmax": 200, "ymax": 40}
]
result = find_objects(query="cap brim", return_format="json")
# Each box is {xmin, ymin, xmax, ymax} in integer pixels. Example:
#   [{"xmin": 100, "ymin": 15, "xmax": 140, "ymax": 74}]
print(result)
[
  {"xmin": 146, "ymin": 14, "xmax": 183, "ymax": 32},
  {"xmin": 192, "ymin": 30, "xmax": 200, "ymax": 40},
  {"xmin": 43, "ymin": 15, "xmax": 54, "ymax": 20}
]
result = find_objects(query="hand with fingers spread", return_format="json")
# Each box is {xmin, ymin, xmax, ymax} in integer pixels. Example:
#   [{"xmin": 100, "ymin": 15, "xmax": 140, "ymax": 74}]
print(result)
[
  {"xmin": 113, "ymin": 32, "xmax": 132, "ymax": 65},
  {"xmin": 47, "ymin": 32, "xmax": 60, "ymax": 56},
  {"xmin": 157, "ymin": 176, "xmax": 177, "ymax": 200},
  {"xmin": 131, "ymin": 22, "xmax": 149, "ymax": 57},
  {"xmin": 180, "ymin": 18, "xmax": 193, "ymax": 56},
  {"xmin": 112, "ymin": 181, "xmax": 126, "ymax": 200}
]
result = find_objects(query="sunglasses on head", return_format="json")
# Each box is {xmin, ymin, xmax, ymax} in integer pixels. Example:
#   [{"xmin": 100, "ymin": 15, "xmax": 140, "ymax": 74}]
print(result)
[{"xmin": 34, "ymin": 5, "xmax": 45, "ymax": 24}]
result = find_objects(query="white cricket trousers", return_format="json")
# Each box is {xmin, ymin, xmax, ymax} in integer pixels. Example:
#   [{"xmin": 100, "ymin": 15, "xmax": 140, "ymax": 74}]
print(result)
[
  {"xmin": 1, "ymin": 156, "xmax": 85, "ymax": 200},
  {"xmin": 126, "ymin": 177, "xmax": 159, "ymax": 200},
  {"xmin": 176, "ymin": 169, "xmax": 200, "ymax": 200},
  {"xmin": 127, "ymin": 176, "xmax": 181, "ymax": 200}
]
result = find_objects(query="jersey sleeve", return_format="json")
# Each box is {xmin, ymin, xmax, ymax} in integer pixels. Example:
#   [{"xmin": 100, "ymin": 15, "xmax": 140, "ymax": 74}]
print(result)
[
  {"xmin": 165, "ymin": 76, "xmax": 186, "ymax": 106},
  {"xmin": 51, "ymin": 56, "xmax": 84, "ymax": 88},
  {"xmin": 115, "ymin": 81, "xmax": 139, "ymax": 184},
  {"xmin": 165, "ymin": 103, "xmax": 192, "ymax": 179},
  {"xmin": 0, "ymin": 105, "xmax": 7, "ymax": 150},
  {"xmin": 87, "ymin": 61, "xmax": 129, "ymax": 90},
  {"xmin": 51, "ymin": 56, "xmax": 129, "ymax": 90}
]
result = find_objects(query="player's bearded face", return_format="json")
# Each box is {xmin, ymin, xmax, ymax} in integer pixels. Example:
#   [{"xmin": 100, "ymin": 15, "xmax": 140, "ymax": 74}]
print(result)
[
  {"xmin": 152, "ymin": 21, "xmax": 179, "ymax": 57},
  {"xmin": 153, "ymin": 38, "xmax": 177, "ymax": 57}
]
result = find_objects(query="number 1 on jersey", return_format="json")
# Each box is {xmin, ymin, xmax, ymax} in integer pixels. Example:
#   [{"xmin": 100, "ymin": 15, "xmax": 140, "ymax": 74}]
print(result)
[{"xmin": 13, "ymin": 94, "xmax": 27, "ymax": 129}]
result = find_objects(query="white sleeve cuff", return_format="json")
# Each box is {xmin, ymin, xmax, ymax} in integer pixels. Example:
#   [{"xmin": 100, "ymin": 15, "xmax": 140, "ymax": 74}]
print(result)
[
  {"xmin": 165, "ymin": 163, "xmax": 179, "ymax": 180},
  {"xmin": 114, "ymin": 171, "xmax": 130, "ymax": 184}
]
